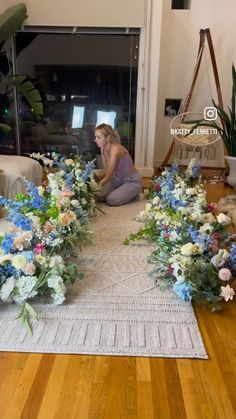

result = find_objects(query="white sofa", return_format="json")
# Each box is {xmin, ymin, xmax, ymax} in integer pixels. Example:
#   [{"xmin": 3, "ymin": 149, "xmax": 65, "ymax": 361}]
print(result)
[{"xmin": 0, "ymin": 155, "xmax": 43, "ymax": 200}]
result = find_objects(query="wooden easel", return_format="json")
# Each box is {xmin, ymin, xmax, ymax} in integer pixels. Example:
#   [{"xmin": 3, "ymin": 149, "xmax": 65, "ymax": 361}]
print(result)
[{"xmin": 160, "ymin": 28, "xmax": 224, "ymax": 169}]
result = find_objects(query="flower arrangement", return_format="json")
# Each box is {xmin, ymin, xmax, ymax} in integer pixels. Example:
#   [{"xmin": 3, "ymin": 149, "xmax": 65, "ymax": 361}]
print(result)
[
  {"xmin": 0, "ymin": 150, "xmax": 99, "ymax": 331},
  {"xmin": 124, "ymin": 159, "xmax": 235, "ymax": 310}
]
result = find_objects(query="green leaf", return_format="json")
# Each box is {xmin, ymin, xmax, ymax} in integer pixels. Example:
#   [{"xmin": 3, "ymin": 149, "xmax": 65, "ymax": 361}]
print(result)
[
  {"xmin": 0, "ymin": 123, "xmax": 11, "ymax": 133},
  {"xmin": 0, "ymin": 3, "xmax": 27, "ymax": 44},
  {"xmin": 5, "ymin": 76, "xmax": 43, "ymax": 120},
  {"xmin": 24, "ymin": 302, "xmax": 37, "ymax": 320}
]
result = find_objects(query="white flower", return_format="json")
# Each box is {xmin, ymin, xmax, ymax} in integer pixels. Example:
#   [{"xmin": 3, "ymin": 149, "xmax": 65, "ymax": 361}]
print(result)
[
  {"xmin": 0, "ymin": 276, "xmax": 16, "ymax": 302},
  {"xmin": 211, "ymin": 249, "xmax": 229, "ymax": 268},
  {"xmin": 12, "ymin": 254, "xmax": 27, "ymax": 270},
  {"xmin": 0, "ymin": 254, "xmax": 12, "ymax": 264},
  {"xmin": 47, "ymin": 275, "xmax": 66, "ymax": 305},
  {"xmin": 152, "ymin": 196, "xmax": 160, "ymax": 205},
  {"xmin": 49, "ymin": 255, "xmax": 65, "ymax": 270},
  {"xmin": 185, "ymin": 187, "xmax": 197, "ymax": 196},
  {"xmin": 64, "ymin": 159, "xmax": 75, "ymax": 166},
  {"xmin": 180, "ymin": 243, "xmax": 203, "ymax": 256},
  {"xmin": 145, "ymin": 203, "xmax": 152, "ymax": 212},
  {"xmin": 199, "ymin": 223, "xmax": 213, "ymax": 234},
  {"xmin": 14, "ymin": 276, "xmax": 38, "ymax": 303},
  {"xmin": 220, "ymin": 285, "xmax": 235, "ymax": 302},
  {"xmin": 37, "ymin": 186, "xmax": 45, "ymax": 196},
  {"xmin": 71, "ymin": 199, "xmax": 80, "ymax": 207},
  {"xmin": 216, "ymin": 213, "xmax": 232, "ymax": 225}
]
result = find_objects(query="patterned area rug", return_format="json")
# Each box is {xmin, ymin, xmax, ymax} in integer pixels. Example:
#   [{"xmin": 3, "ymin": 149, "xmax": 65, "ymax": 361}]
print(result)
[{"xmin": 0, "ymin": 200, "xmax": 207, "ymax": 358}]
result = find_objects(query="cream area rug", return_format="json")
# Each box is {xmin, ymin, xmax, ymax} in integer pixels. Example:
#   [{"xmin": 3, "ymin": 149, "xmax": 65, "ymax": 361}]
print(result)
[{"xmin": 0, "ymin": 200, "xmax": 207, "ymax": 358}]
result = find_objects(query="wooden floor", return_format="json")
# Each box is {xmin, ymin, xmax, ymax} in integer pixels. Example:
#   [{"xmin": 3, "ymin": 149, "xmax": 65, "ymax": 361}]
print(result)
[{"xmin": 0, "ymin": 183, "xmax": 236, "ymax": 419}]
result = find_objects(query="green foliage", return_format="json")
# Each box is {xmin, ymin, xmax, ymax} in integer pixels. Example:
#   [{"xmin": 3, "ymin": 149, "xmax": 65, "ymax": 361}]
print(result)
[
  {"xmin": 0, "ymin": 3, "xmax": 27, "ymax": 44},
  {"xmin": 188, "ymin": 64, "xmax": 236, "ymax": 156},
  {"xmin": 0, "ymin": 3, "xmax": 43, "ymax": 133}
]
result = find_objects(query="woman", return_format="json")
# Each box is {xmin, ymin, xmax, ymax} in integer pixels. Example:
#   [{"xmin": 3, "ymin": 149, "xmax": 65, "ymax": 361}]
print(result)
[{"xmin": 95, "ymin": 123, "xmax": 142, "ymax": 206}]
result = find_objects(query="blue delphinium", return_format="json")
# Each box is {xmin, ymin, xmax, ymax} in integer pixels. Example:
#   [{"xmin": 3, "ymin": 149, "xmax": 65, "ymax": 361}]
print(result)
[{"xmin": 8, "ymin": 213, "xmax": 32, "ymax": 231}]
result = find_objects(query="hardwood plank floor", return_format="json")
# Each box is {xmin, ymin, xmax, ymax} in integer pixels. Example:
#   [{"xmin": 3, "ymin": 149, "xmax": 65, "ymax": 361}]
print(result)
[{"xmin": 0, "ymin": 182, "xmax": 236, "ymax": 419}]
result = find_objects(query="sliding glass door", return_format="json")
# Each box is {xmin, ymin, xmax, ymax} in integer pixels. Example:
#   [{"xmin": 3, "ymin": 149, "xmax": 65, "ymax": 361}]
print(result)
[{"xmin": 1, "ymin": 28, "xmax": 139, "ymax": 164}]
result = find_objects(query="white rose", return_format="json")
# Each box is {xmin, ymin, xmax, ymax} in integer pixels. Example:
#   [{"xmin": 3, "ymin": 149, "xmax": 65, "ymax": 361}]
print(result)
[
  {"xmin": 216, "ymin": 213, "xmax": 232, "ymax": 225},
  {"xmin": 12, "ymin": 254, "xmax": 27, "ymax": 269},
  {"xmin": 180, "ymin": 243, "xmax": 203, "ymax": 256}
]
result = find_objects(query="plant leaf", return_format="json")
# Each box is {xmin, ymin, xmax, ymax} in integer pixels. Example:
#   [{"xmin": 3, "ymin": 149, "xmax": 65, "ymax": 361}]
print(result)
[{"xmin": 0, "ymin": 3, "xmax": 27, "ymax": 44}]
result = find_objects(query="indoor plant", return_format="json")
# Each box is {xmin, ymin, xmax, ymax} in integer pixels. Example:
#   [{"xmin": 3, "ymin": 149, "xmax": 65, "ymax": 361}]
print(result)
[
  {"xmin": 189, "ymin": 64, "xmax": 236, "ymax": 187},
  {"xmin": 0, "ymin": 3, "xmax": 43, "ymax": 134}
]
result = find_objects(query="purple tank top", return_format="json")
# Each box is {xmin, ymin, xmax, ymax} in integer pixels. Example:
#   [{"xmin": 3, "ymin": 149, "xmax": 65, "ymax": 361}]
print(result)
[{"xmin": 115, "ymin": 153, "xmax": 134, "ymax": 178}]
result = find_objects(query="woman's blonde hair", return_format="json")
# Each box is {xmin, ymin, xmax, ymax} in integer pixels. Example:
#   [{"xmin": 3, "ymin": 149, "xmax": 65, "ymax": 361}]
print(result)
[{"xmin": 95, "ymin": 123, "xmax": 121, "ymax": 143}]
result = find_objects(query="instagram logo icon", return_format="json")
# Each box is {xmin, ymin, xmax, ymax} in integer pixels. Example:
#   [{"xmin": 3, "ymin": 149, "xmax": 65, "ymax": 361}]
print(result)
[{"xmin": 204, "ymin": 107, "xmax": 217, "ymax": 120}]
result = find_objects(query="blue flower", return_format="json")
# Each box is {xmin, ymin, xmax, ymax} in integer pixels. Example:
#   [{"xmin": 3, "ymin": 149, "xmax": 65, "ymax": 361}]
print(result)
[
  {"xmin": 173, "ymin": 280, "xmax": 192, "ymax": 301},
  {"xmin": 1, "ymin": 234, "xmax": 14, "ymax": 254},
  {"xmin": 190, "ymin": 162, "xmax": 201, "ymax": 179},
  {"xmin": 9, "ymin": 213, "xmax": 32, "ymax": 231}
]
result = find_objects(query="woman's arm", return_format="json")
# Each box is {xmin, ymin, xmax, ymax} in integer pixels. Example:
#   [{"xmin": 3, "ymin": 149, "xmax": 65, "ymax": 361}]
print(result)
[{"xmin": 99, "ymin": 149, "xmax": 121, "ymax": 186}]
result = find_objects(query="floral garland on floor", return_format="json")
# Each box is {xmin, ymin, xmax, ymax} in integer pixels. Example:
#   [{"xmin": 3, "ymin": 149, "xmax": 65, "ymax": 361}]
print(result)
[
  {"xmin": 125, "ymin": 159, "xmax": 235, "ymax": 310},
  {"xmin": 0, "ymin": 150, "xmax": 99, "ymax": 331}
]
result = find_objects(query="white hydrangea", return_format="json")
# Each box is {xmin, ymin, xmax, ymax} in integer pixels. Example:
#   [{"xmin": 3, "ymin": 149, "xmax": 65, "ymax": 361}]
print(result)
[
  {"xmin": 47, "ymin": 275, "xmax": 66, "ymax": 305},
  {"xmin": 14, "ymin": 276, "xmax": 38, "ymax": 303},
  {"xmin": 49, "ymin": 255, "xmax": 65, "ymax": 271}
]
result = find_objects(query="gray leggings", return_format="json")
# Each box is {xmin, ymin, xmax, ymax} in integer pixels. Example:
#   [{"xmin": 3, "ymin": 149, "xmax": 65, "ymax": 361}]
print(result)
[{"xmin": 96, "ymin": 171, "xmax": 142, "ymax": 206}]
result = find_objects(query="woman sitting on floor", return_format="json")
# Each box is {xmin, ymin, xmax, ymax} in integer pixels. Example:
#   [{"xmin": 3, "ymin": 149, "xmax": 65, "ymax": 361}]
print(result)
[{"xmin": 95, "ymin": 123, "xmax": 142, "ymax": 206}]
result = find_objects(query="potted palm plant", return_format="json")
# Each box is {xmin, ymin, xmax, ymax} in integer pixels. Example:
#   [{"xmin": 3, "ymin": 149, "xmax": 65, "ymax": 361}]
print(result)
[
  {"xmin": 0, "ymin": 3, "xmax": 43, "ymax": 136},
  {"xmin": 188, "ymin": 64, "xmax": 236, "ymax": 188}
]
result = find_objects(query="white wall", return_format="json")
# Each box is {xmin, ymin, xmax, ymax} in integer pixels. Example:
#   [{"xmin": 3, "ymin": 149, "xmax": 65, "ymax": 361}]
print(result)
[
  {"xmin": 154, "ymin": 0, "xmax": 236, "ymax": 168},
  {"xmin": 3, "ymin": 0, "xmax": 235, "ymax": 169},
  {"xmin": 0, "ymin": 0, "xmax": 145, "ymax": 27}
]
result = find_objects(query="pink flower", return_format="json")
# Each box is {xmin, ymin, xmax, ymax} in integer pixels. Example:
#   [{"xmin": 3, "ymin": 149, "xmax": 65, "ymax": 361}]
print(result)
[
  {"xmin": 207, "ymin": 202, "xmax": 216, "ymax": 212},
  {"xmin": 35, "ymin": 243, "xmax": 45, "ymax": 254},
  {"xmin": 23, "ymin": 263, "xmax": 36, "ymax": 275},
  {"xmin": 164, "ymin": 233, "xmax": 170, "ymax": 239},
  {"xmin": 167, "ymin": 264, "xmax": 173, "ymax": 275},
  {"xmin": 220, "ymin": 285, "xmax": 235, "ymax": 302},
  {"xmin": 61, "ymin": 187, "xmax": 74, "ymax": 198},
  {"xmin": 154, "ymin": 183, "xmax": 160, "ymax": 191},
  {"xmin": 212, "ymin": 232, "xmax": 221, "ymax": 240},
  {"xmin": 218, "ymin": 268, "xmax": 232, "ymax": 282}
]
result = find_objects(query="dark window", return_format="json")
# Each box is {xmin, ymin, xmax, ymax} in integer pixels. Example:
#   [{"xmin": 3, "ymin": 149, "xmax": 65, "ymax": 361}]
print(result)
[
  {"xmin": 172, "ymin": 0, "xmax": 191, "ymax": 9},
  {"xmin": 2, "ymin": 29, "xmax": 139, "ymax": 163}
]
